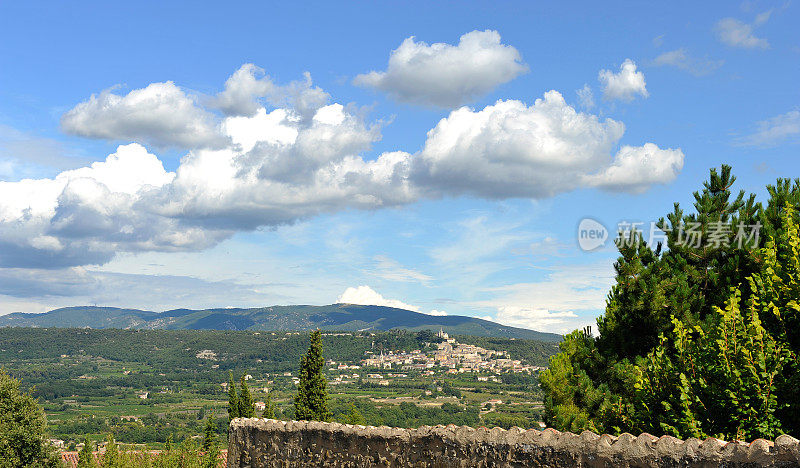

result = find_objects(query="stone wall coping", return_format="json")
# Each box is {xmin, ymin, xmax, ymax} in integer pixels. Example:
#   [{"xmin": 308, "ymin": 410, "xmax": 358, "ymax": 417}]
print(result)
[{"xmin": 229, "ymin": 417, "xmax": 800, "ymax": 465}]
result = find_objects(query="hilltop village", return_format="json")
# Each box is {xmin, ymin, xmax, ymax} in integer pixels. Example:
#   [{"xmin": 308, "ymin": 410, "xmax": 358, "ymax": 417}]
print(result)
[{"xmin": 319, "ymin": 329, "xmax": 543, "ymax": 388}]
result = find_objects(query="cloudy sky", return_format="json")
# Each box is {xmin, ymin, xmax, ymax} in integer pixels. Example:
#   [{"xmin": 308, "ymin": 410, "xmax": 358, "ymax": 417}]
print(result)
[{"xmin": 0, "ymin": 2, "xmax": 797, "ymax": 333}]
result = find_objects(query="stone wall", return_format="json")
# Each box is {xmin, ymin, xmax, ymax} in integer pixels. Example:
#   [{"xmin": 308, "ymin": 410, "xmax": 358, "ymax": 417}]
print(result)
[{"xmin": 227, "ymin": 418, "xmax": 800, "ymax": 467}]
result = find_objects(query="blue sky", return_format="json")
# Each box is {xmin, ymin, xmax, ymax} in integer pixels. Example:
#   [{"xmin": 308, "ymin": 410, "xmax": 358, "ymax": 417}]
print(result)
[{"xmin": 0, "ymin": 1, "xmax": 797, "ymax": 333}]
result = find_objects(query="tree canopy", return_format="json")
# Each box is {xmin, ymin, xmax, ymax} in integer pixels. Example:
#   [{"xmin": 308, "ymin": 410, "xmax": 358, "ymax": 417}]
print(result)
[
  {"xmin": 0, "ymin": 369, "xmax": 61, "ymax": 467},
  {"xmin": 541, "ymin": 167, "xmax": 800, "ymax": 440}
]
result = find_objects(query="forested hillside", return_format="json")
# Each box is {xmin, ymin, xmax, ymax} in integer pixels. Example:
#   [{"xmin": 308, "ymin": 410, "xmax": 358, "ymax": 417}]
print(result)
[{"xmin": 0, "ymin": 304, "xmax": 561, "ymax": 341}]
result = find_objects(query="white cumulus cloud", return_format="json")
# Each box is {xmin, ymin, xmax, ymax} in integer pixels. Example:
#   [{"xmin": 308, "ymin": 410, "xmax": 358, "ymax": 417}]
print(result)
[
  {"xmin": 411, "ymin": 92, "xmax": 681, "ymax": 198},
  {"xmin": 61, "ymin": 82, "xmax": 227, "ymax": 150},
  {"xmin": 586, "ymin": 143, "xmax": 685, "ymax": 193},
  {"xmin": 337, "ymin": 285, "xmax": 419, "ymax": 311},
  {"xmin": 354, "ymin": 30, "xmax": 527, "ymax": 108},
  {"xmin": 599, "ymin": 59, "xmax": 648, "ymax": 102},
  {"xmin": 211, "ymin": 64, "xmax": 330, "ymax": 118},
  {"xmin": 0, "ymin": 65, "xmax": 684, "ymax": 270}
]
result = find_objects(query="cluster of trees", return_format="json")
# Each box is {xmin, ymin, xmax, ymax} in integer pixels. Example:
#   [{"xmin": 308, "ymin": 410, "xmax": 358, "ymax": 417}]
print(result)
[
  {"xmin": 228, "ymin": 329, "xmax": 332, "ymax": 423},
  {"xmin": 540, "ymin": 167, "xmax": 800, "ymax": 440},
  {"xmin": 330, "ymin": 400, "xmax": 480, "ymax": 428},
  {"xmin": 0, "ymin": 368, "xmax": 225, "ymax": 467}
]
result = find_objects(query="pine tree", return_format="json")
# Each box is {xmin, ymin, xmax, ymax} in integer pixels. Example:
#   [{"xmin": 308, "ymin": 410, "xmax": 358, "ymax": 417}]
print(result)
[
  {"xmin": 164, "ymin": 434, "xmax": 173, "ymax": 452},
  {"xmin": 541, "ymin": 166, "xmax": 787, "ymax": 436},
  {"xmin": 238, "ymin": 374, "xmax": 255, "ymax": 418},
  {"xmin": 227, "ymin": 372, "xmax": 239, "ymax": 423},
  {"xmin": 294, "ymin": 329, "xmax": 332, "ymax": 421}
]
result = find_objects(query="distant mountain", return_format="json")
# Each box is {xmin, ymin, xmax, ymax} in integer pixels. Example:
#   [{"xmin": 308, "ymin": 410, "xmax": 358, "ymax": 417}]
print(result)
[{"xmin": 0, "ymin": 304, "xmax": 561, "ymax": 341}]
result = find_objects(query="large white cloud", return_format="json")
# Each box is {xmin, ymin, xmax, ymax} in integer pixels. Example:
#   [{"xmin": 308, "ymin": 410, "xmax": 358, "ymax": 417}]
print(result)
[
  {"xmin": 61, "ymin": 82, "xmax": 228, "ymax": 149},
  {"xmin": 0, "ymin": 143, "xmax": 221, "ymax": 268},
  {"xmin": 599, "ymin": 59, "xmax": 648, "ymax": 102},
  {"xmin": 0, "ymin": 65, "xmax": 683, "ymax": 270},
  {"xmin": 587, "ymin": 143, "xmax": 684, "ymax": 193},
  {"xmin": 354, "ymin": 30, "xmax": 527, "ymax": 108},
  {"xmin": 411, "ymin": 92, "xmax": 682, "ymax": 198}
]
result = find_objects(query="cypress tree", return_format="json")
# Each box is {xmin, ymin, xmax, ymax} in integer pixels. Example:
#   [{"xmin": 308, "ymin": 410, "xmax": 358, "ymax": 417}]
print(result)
[
  {"xmin": 263, "ymin": 391, "xmax": 276, "ymax": 419},
  {"xmin": 238, "ymin": 374, "xmax": 255, "ymax": 418},
  {"xmin": 201, "ymin": 417, "xmax": 216, "ymax": 452},
  {"xmin": 294, "ymin": 329, "xmax": 332, "ymax": 421},
  {"xmin": 227, "ymin": 372, "xmax": 239, "ymax": 423}
]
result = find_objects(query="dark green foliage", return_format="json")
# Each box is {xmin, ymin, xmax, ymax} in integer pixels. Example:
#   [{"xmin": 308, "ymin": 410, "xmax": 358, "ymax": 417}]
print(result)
[
  {"xmin": 0, "ymin": 369, "xmax": 61, "ymax": 467},
  {"xmin": 237, "ymin": 375, "xmax": 255, "ymax": 419},
  {"xmin": 330, "ymin": 399, "xmax": 480, "ymax": 428},
  {"xmin": 227, "ymin": 372, "xmax": 238, "ymax": 423},
  {"xmin": 200, "ymin": 417, "xmax": 220, "ymax": 468},
  {"xmin": 341, "ymin": 403, "xmax": 366, "ymax": 425},
  {"xmin": 262, "ymin": 393, "xmax": 276, "ymax": 419},
  {"xmin": 294, "ymin": 330, "xmax": 332, "ymax": 421},
  {"xmin": 542, "ymin": 167, "xmax": 800, "ymax": 439},
  {"xmin": 201, "ymin": 418, "xmax": 215, "ymax": 452}
]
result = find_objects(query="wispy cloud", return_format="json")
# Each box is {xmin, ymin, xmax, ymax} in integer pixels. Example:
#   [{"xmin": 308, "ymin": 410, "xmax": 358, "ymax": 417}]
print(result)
[
  {"xmin": 738, "ymin": 110, "xmax": 800, "ymax": 147},
  {"xmin": 473, "ymin": 262, "xmax": 615, "ymax": 333},
  {"xmin": 372, "ymin": 255, "xmax": 433, "ymax": 284},
  {"xmin": 652, "ymin": 48, "xmax": 724, "ymax": 76},
  {"xmin": 715, "ymin": 11, "xmax": 771, "ymax": 49}
]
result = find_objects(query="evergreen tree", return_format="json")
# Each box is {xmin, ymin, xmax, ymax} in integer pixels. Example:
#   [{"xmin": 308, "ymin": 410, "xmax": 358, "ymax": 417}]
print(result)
[
  {"xmin": 201, "ymin": 417, "xmax": 216, "ymax": 452},
  {"xmin": 227, "ymin": 372, "xmax": 239, "ymax": 423},
  {"xmin": 164, "ymin": 434, "xmax": 173, "ymax": 452},
  {"xmin": 262, "ymin": 392, "xmax": 276, "ymax": 419},
  {"xmin": 294, "ymin": 329, "xmax": 332, "ymax": 421},
  {"xmin": 238, "ymin": 375, "xmax": 255, "ymax": 418},
  {"xmin": 200, "ymin": 417, "xmax": 220, "ymax": 468},
  {"xmin": 0, "ymin": 369, "xmax": 61, "ymax": 467},
  {"xmin": 541, "ymin": 166, "xmax": 800, "ymax": 437},
  {"xmin": 77, "ymin": 440, "xmax": 97, "ymax": 468}
]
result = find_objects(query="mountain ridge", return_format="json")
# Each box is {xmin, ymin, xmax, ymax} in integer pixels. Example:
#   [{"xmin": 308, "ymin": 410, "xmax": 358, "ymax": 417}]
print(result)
[{"xmin": 0, "ymin": 304, "xmax": 562, "ymax": 341}]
